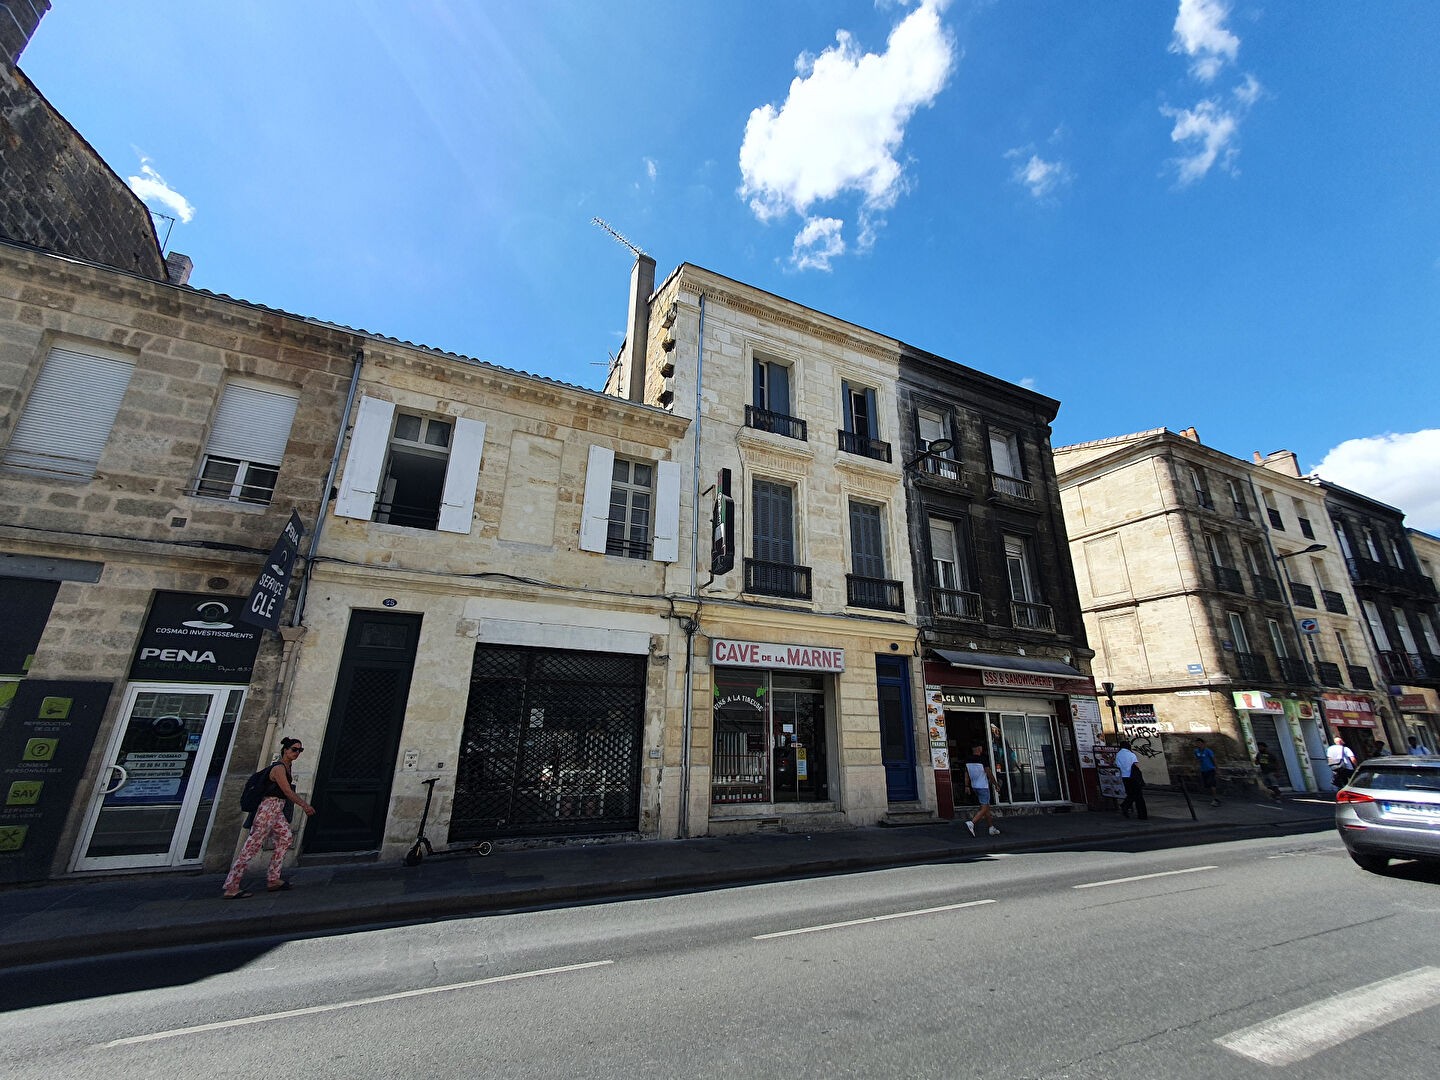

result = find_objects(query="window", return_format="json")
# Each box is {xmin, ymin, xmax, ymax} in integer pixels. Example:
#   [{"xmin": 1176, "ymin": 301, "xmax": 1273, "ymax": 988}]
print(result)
[
  {"xmin": 1261, "ymin": 489, "xmax": 1283, "ymax": 529},
  {"xmin": 1419, "ymin": 613, "xmax": 1440, "ymax": 655},
  {"xmin": 917, "ymin": 408, "xmax": 950, "ymax": 453},
  {"xmin": 1189, "ymin": 467, "xmax": 1214, "ymax": 509},
  {"xmin": 1206, "ymin": 532, "xmax": 1230, "ymax": 567},
  {"xmin": 195, "ymin": 379, "xmax": 299, "ymax": 504},
  {"xmin": 749, "ymin": 356, "xmax": 804, "ymax": 439},
  {"xmin": 335, "ymin": 395, "xmax": 485, "ymax": 534},
  {"xmin": 1390, "ymin": 536, "xmax": 1407, "ymax": 570},
  {"xmin": 1333, "ymin": 521, "xmax": 1354, "ymax": 561},
  {"xmin": 747, "ymin": 478, "xmax": 809, "ymax": 598},
  {"xmin": 847, "ymin": 500, "xmax": 901, "ymax": 610},
  {"xmin": 1267, "ymin": 618, "xmax": 1290, "ymax": 659},
  {"xmin": 3, "ymin": 344, "xmax": 135, "ymax": 480},
  {"xmin": 930, "ymin": 517, "xmax": 978, "ymax": 619},
  {"xmin": 1362, "ymin": 526, "xmax": 1383, "ymax": 562},
  {"xmin": 1335, "ymin": 630, "xmax": 1353, "ymax": 664},
  {"xmin": 1005, "ymin": 534, "xmax": 1052, "ymax": 630},
  {"xmin": 989, "ymin": 430, "xmax": 1021, "ymax": 478},
  {"xmin": 1243, "ymin": 542, "xmax": 1266, "ymax": 575},
  {"xmin": 1393, "ymin": 609, "xmax": 1419, "ymax": 653},
  {"xmin": 1292, "ymin": 498, "xmax": 1314, "ymax": 538},
  {"xmin": 606, "ymin": 458, "xmax": 653, "ymax": 559},
  {"xmin": 838, "ymin": 380, "xmax": 888, "ymax": 461},
  {"xmin": 1228, "ymin": 612, "xmax": 1251, "ymax": 654},
  {"xmin": 579, "ymin": 446, "xmax": 681, "ymax": 561},
  {"xmin": 1362, "ymin": 600, "xmax": 1391, "ymax": 651},
  {"xmin": 1228, "ymin": 479, "xmax": 1249, "ymax": 517}
]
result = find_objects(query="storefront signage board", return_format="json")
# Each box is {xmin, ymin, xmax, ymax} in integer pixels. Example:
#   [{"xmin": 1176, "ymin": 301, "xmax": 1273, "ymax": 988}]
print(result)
[
  {"xmin": 1397, "ymin": 694, "xmax": 1430, "ymax": 711},
  {"xmin": 924, "ymin": 688, "xmax": 950, "ymax": 770},
  {"xmin": 128, "ymin": 592, "xmax": 264, "ymax": 684},
  {"xmin": 711, "ymin": 639, "xmax": 844, "ymax": 673},
  {"xmin": 1233, "ymin": 691, "xmax": 1284, "ymax": 713},
  {"xmin": 981, "ymin": 670, "xmax": 1055, "ymax": 690},
  {"xmin": 1069, "ymin": 697, "xmax": 1102, "ymax": 767}
]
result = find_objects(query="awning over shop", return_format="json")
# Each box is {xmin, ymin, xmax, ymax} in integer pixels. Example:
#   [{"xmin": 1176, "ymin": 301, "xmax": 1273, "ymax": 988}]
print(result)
[{"xmin": 931, "ymin": 650, "xmax": 1082, "ymax": 679}]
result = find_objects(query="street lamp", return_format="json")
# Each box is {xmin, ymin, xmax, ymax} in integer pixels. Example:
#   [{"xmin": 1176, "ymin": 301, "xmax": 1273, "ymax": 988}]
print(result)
[
  {"xmin": 902, "ymin": 438, "xmax": 953, "ymax": 472},
  {"xmin": 1275, "ymin": 543, "xmax": 1326, "ymax": 562},
  {"xmin": 1100, "ymin": 680, "xmax": 1120, "ymax": 738}
]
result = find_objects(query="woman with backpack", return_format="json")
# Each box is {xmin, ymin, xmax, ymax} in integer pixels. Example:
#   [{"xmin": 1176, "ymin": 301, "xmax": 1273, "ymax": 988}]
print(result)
[{"xmin": 222, "ymin": 737, "xmax": 316, "ymax": 898}]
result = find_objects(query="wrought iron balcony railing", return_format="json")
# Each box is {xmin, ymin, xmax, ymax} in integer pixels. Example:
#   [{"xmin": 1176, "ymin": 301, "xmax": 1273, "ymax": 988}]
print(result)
[
  {"xmin": 911, "ymin": 452, "xmax": 963, "ymax": 481},
  {"xmin": 1011, "ymin": 600, "xmax": 1055, "ymax": 632},
  {"xmin": 991, "ymin": 472, "xmax": 1034, "ymax": 500},
  {"xmin": 931, "ymin": 587, "xmax": 983, "ymax": 621},
  {"xmin": 1214, "ymin": 565, "xmax": 1245, "ymax": 594},
  {"xmin": 1278, "ymin": 656, "xmax": 1309, "ymax": 684},
  {"xmin": 1346, "ymin": 556, "xmax": 1438, "ymax": 597},
  {"xmin": 1288, "ymin": 581, "xmax": 1316, "ymax": 608},
  {"xmin": 837, "ymin": 429, "xmax": 892, "ymax": 463},
  {"xmin": 1379, "ymin": 651, "xmax": 1411, "ymax": 682},
  {"xmin": 846, "ymin": 574, "xmax": 904, "ymax": 612},
  {"xmin": 1251, "ymin": 574, "xmax": 1283, "ymax": 602},
  {"xmin": 1316, "ymin": 661, "xmax": 1344, "ymax": 687},
  {"xmin": 745, "ymin": 405, "xmax": 807, "ymax": 441},
  {"xmin": 1322, "ymin": 589, "xmax": 1347, "ymax": 614},
  {"xmin": 1236, "ymin": 651, "xmax": 1271, "ymax": 682},
  {"xmin": 1347, "ymin": 664, "xmax": 1375, "ymax": 690},
  {"xmin": 744, "ymin": 558, "xmax": 812, "ymax": 600}
]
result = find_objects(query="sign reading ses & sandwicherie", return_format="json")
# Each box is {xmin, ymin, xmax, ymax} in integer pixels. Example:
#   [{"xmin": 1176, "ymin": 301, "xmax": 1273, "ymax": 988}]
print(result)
[{"xmin": 711, "ymin": 639, "xmax": 844, "ymax": 673}]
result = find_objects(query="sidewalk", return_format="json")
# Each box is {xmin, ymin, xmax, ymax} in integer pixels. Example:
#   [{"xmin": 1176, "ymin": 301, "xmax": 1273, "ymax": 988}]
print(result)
[{"xmin": 0, "ymin": 791, "xmax": 1336, "ymax": 968}]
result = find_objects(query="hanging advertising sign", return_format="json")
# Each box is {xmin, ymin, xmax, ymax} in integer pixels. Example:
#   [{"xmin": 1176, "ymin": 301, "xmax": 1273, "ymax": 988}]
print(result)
[
  {"xmin": 1233, "ymin": 691, "xmax": 1284, "ymax": 713},
  {"xmin": 128, "ymin": 592, "xmax": 263, "ymax": 684},
  {"xmin": 237, "ymin": 510, "xmax": 304, "ymax": 631}
]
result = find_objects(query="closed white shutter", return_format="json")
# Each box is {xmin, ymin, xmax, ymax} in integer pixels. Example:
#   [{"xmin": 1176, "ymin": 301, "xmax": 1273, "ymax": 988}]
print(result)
[
  {"xmin": 579, "ymin": 445, "xmax": 615, "ymax": 553},
  {"xmin": 652, "ymin": 460, "xmax": 682, "ymax": 562},
  {"xmin": 206, "ymin": 379, "xmax": 299, "ymax": 464},
  {"xmin": 437, "ymin": 417, "xmax": 486, "ymax": 534},
  {"xmin": 3, "ymin": 346, "xmax": 135, "ymax": 479},
  {"xmin": 335, "ymin": 395, "xmax": 394, "ymax": 519}
]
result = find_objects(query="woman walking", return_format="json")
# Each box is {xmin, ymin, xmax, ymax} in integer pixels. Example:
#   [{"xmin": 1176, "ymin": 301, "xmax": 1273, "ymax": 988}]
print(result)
[{"xmin": 222, "ymin": 737, "xmax": 315, "ymax": 898}]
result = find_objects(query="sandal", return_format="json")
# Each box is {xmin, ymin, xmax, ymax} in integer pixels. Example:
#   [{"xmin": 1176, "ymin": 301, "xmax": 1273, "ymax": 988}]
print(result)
[
  {"xmin": 267, "ymin": 880, "xmax": 294, "ymax": 892},
  {"xmin": 223, "ymin": 890, "xmax": 253, "ymax": 900}
]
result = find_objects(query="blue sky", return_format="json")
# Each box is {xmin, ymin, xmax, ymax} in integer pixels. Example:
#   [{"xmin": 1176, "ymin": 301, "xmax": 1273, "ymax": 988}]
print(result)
[{"xmin": 21, "ymin": 1, "xmax": 1440, "ymax": 529}]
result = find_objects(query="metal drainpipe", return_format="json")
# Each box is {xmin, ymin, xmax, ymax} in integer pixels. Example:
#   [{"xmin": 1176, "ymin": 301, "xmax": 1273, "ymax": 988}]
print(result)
[{"xmin": 678, "ymin": 293, "xmax": 705, "ymax": 838}]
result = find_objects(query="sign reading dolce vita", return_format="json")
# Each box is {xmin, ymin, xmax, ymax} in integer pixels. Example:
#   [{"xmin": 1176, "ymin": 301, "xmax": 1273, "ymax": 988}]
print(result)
[{"xmin": 711, "ymin": 638, "xmax": 845, "ymax": 673}]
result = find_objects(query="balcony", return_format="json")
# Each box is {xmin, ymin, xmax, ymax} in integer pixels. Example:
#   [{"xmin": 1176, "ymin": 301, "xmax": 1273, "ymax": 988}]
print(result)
[
  {"xmin": 1346, "ymin": 556, "xmax": 1438, "ymax": 597},
  {"xmin": 745, "ymin": 405, "xmax": 807, "ymax": 442},
  {"xmin": 1267, "ymin": 507, "xmax": 1285, "ymax": 529},
  {"xmin": 1379, "ymin": 651, "xmax": 1412, "ymax": 682},
  {"xmin": 931, "ymin": 587, "xmax": 983, "ymax": 621},
  {"xmin": 846, "ymin": 574, "xmax": 904, "ymax": 612},
  {"xmin": 1406, "ymin": 652, "xmax": 1440, "ymax": 680},
  {"xmin": 837, "ymin": 429, "xmax": 892, "ymax": 463},
  {"xmin": 744, "ymin": 558, "xmax": 812, "ymax": 600},
  {"xmin": 1288, "ymin": 581, "xmax": 1317, "ymax": 608},
  {"xmin": 1251, "ymin": 573, "xmax": 1283, "ymax": 602},
  {"xmin": 990, "ymin": 473, "xmax": 1034, "ymax": 501},
  {"xmin": 1278, "ymin": 656, "xmax": 1310, "ymax": 684},
  {"xmin": 1316, "ymin": 661, "xmax": 1344, "ymax": 687},
  {"xmin": 911, "ymin": 452, "xmax": 963, "ymax": 482},
  {"xmin": 1213, "ymin": 565, "xmax": 1245, "ymax": 594},
  {"xmin": 1347, "ymin": 664, "xmax": 1375, "ymax": 690},
  {"xmin": 1322, "ymin": 589, "xmax": 1347, "ymax": 614},
  {"xmin": 1236, "ymin": 652, "xmax": 1271, "ymax": 682},
  {"xmin": 1011, "ymin": 600, "xmax": 1055, "ymax": 632}
]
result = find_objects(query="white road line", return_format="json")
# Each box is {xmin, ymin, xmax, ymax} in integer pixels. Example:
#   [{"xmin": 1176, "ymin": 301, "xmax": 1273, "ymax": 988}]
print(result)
[
  {"xmin": 1217, "ymin": 967, "xmax": 1440, "ymax": 1066},
  {"xmin": 1072, "ymin": 865, "xmax": 1218, "ymax": 890},
  {"xmin": 753, "ymin": 899, "xmax": 996, "ymax": 939},
  {"xmin": 103, "ymin": 960, "xmax": 614, "ymax": 1048}
]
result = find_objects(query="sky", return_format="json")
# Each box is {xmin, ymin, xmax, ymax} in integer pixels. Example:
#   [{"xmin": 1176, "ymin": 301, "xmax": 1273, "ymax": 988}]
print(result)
[{"xmin": 20, "ymin": 1, "xmax": 1440, "ymax": 530}]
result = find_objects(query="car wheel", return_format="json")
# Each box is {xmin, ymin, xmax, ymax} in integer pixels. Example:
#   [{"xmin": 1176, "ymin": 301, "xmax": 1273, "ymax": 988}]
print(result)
[{"xmin": 1348, "ymin": 850, "xmax": 1391, "ymax": 874}]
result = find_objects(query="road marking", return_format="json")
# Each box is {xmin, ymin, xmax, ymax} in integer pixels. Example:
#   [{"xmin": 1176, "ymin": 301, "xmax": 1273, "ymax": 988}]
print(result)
[
  {"xmin": 1072, "ymin": 865, "xmax": 1217, "ymax": 889},
  {"xmin": 1217, "ymin": 967, "xmax": 1440, "ymax": 1066},
  {"xmin": 753, "ymin": 899, "xmax": 996, "ymax": 939},
  {"xmin": 103, "ymin": 960, "xmax": 613, "ymax": 1047}
]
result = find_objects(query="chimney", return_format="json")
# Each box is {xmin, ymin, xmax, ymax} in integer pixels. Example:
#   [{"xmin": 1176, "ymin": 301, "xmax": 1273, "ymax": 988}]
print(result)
[
  {"xmin": 2, "ymin": 0, "xmax": 51, "ymax": 68},
  {"xmin": 1178, "ymin": 427, "xmax": 1200, "ymax": 443},
  {"xmin": 1253, "ymin": 451, "xmax": 1264, "ymax": 464},
  {"xmin": 619, "ymin": 253, "xmax": 655, "ymax": 403},
  {"xmin": 1259, "ymin": 450, "xmax": 1302, "ymax": 478},
  {"xmin": 164, "ymin": 251, "xmax": 193, "ymax": 286}
]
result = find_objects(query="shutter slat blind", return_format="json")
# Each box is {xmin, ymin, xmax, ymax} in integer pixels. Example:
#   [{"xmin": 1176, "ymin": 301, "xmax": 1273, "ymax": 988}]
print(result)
[
  {"xmin": 206, "ymin": 381, "xmax": 299, "ymax": 464},
  {"xmin": 849, "ymin": 502, "xmax": 885, "ymax": 577},
  {"xmin": 4, "ymin": 347, "xmax": 135, "ymax": 478}
]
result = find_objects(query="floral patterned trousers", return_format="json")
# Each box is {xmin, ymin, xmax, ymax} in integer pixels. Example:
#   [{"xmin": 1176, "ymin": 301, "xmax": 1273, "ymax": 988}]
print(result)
[{"xmin": 223, "ymin": 796, "xmax": 293, "ymax": 894}]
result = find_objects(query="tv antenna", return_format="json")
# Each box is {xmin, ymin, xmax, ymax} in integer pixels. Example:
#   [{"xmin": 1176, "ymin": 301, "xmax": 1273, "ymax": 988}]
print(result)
[{"xmin": 592, "ymin": 217, "xmax": 646, "ymax": 258}]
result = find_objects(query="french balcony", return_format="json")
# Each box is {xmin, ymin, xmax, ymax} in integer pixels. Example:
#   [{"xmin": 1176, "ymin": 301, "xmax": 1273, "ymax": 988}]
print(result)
[
  {"xmin": 1011, "ymin": 600, "xmax": 1055, "ymax": 632},
  {"xmin": 1196, "ymin": 489, "xmax": 1215, "ymax": 511},
  {"xmin": 745, "ymin": 405, "xmax": 807, "ymax": 442},
  {"xmin": 1346, "ymin": 556, "xmax": 1437, "ymax": 597},
  {"xmin": 1251, "ymin": 573, "xmax": 1283, "ymax": 602},
  {"xmin": 744, "ymin": 558, "xmax": 812, "ymax": 600},
  {"xmin": 1407, "ymin": 652, "xmax": 1440, "ymax": 680},
  {"xmin": 846, "ymin": 574, "xmax": 904, "ymax": 612},
  {"xmin": 1278, "ymin": 656, "xmax": 1310, "ymax": 684},
  {"xmin": 931, "ymin": 587, "xmax": 983, "ymax": 621},
  {"xmin": 990, "ymin": 472, "xmax": 1034, "ymax": 501},
  {"xmin": 1236, "ymin": 652, "xmax": 1271, "ymax": 682},
  {"xmin": 1379, "ymin": 651, "xmax": 1412, "ymax": 682},
  {"xmin": 1267, "ymin": 508, "xmax": 1285, "ymax": 529},
  {"xmin": 837, "ymin": 429, "xmax": 892, "ymax": 463},
  {"xmin": 1316, "ymin": 661, "xmax": 1345, "ymax": 687},
  {"xmin": 1347, "ymin": 664, "xmax": 1375, "ymax": 690},
  {"xmin": 911, "ymin": 452, "xmax": 963, "ymax": 482},
  {"xmin": 1214, "ymin": 565, "xmax": 1245, "ymax": 595},
  {"xmin": 1288, "ymin": 581, "xmax": 1317, "ymax": 608},
  {"xmin": 1322, "ymin": 589, "xmax": 1347, "ymax": 614}
]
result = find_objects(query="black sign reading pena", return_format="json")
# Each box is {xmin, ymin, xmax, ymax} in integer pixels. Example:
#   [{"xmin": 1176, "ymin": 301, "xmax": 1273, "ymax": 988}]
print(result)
[
  {"xmin": 237, "ymin": 510, "xmax": 304, "ymax": 631},
  {"xmin": 128, "ymin": 591, "xmax": 263, "ymax": 684},
  {"xmin": 0, "ymin": 679, "xmax": 112, "ymax": 884}
]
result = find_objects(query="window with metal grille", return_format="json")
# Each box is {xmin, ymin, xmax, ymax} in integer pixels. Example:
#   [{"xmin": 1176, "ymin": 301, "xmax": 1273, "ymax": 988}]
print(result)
[
  {"xmin": 195, "ymin": 379, "xmax": 299, "ymax": 504},
  {"xmin": 3, "ymin": 345, "xmax": 135, "ymax": 480},
  {"xmin": 606, "ymin": 457, "xmax": 653, "ymax": 559}
]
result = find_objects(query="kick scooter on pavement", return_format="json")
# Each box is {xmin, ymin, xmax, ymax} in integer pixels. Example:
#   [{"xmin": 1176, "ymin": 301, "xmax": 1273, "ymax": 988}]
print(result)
[{"xmin": 404, "ymin": 776, "xmax": 493, "ymax": 866}]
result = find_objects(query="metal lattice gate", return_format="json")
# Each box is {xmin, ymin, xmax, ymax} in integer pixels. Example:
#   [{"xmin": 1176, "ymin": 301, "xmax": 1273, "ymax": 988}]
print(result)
[{"xmin": 450, "ymin": 644, "xmax": 646, "ymax": 840}]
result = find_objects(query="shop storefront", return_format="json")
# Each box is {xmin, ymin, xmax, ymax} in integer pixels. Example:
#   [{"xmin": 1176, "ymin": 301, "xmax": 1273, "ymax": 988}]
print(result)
[
  {"xmin": 1396, "ymin": 690, "xmax": 1439, "ymax": 752},
  {"xmin": 923, "ymin": 651, "xmax": 1088, "ymax": 809},
  {"xmin": 1231, "ymin": 691, "xmax": 1319, "ymax": 792},
  {"xmin": 1322, "ymin": 692, "xmax": 1384, "ymax": 759}
]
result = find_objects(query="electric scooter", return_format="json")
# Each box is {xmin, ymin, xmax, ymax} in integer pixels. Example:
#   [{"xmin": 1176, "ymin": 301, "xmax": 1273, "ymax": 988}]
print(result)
[{"xmin": 403, "ymin": 776, "xmax": 494, "ymax": 866}]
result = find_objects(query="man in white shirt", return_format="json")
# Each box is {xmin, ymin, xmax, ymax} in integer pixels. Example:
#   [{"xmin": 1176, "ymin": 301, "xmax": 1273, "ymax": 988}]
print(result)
[
  {"xmin": 962, "ymin": 745, "xmax": 1000, "ymax": 837},
  {"xmin": 1116, "ymin": 741, "xmax": 1147, "ymax": 820},
  {"xmin": 1326, "ymin": 736, "xmax": 1357, "ymax": 790}
]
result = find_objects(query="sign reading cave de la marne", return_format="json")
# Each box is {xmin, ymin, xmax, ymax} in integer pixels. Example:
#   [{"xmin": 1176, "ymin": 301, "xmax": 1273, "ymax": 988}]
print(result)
[{"xmin": 710, "ymin": 638, "xmax": 845, "ymax": 673}]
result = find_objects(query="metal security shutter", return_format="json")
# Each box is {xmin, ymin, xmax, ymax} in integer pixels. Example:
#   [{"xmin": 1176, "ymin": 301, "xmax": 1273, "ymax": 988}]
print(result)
[
  {"xmin": 205, "ymin": 380, "xmax": 299, "ymax": 465},
  {"xmin": 3, "ymin": 347, "xmax": 135, "ymax": 479}
]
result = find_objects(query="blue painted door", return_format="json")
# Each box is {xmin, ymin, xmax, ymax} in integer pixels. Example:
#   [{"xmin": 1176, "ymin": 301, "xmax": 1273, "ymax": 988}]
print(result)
[{"xmin": 876, "ymin": 656, "xmax": 918, "ymax": 802}]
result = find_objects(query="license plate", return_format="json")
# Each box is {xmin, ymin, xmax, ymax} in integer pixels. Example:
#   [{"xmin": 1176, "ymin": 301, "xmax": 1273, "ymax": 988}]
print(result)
[{"xmin": 1381, "ymin": 802, "xmax": 1440, "ymax": 819}]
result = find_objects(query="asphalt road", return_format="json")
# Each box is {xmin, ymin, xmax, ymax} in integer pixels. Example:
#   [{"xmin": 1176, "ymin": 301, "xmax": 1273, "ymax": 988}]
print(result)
[{"xmin": 4, "ymin": 831, "xmax": 1439, "ymax": 1079}]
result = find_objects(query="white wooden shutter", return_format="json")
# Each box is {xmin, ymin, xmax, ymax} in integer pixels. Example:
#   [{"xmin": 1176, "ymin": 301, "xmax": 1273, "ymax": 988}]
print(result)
[
  {"xmin": 206, "ymin": 379, "xmax": 299, "ymax": 465},
  {"xmin": 652, "ymin": 460, "xmax": 682, "ymax": 562},
  {"xmin": 3, "ymin": 346, "xmax": 135, "ymax": 479},
  {"xmin": 438, "ymin": 417, "xmax": 485, "ymax": 534},
  {"xmin": 579, "ymin": 445, "xmax": 615, "ymax": 553},
  {"xmin": 335, "ymin": 395, "xmax": 394, "ymax": 520}
]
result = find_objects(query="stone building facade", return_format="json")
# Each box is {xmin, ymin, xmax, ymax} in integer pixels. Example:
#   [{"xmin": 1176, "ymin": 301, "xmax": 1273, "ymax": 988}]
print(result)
[{"xmin": 1399, "ymin": 528, "xmax": 1440, "ymax": 750}]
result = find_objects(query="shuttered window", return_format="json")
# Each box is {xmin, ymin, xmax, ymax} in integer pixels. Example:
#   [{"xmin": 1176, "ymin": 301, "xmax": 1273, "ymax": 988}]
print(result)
[
  {"xmin": 3, "ymin": 346, "xmax": 135, "ymax": 480},
  {"xmin": 752, "ymin": 480, "xmax": 795, "ymax": 565},
  {"xmin": 196, "ymin": 379, "xmax": 299, "ymax": 504},
  {"xmin": 849, "ymin": 501, "xmax": 886, "ymax": 578}
]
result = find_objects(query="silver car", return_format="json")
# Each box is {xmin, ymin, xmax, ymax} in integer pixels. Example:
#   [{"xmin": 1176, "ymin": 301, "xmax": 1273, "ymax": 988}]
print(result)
[{"xmin": 1336, "ymin": 756, "xmax": 1440, "ymax": 873}]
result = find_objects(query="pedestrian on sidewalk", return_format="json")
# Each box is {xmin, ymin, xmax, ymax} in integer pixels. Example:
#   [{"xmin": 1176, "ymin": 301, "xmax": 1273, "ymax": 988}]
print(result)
[
  {"xmin": 222, "ymin": 738, "xmax": 315, "ymax": 899},
  {"xmin": 1253, "ymin": 741, "xmax": 1283, "ymax": 801},
  {"xmin": 962, "ymin": 745, "xmax": 1000, "ymax": 837},
  {"xmin": 1407, "ymin": 735, "xmax": 1434, "ymax": 756},
  {"xmin": 1194, "ymin": 738, "xmax": 1220, "ymax": 806},
  {"xmin": 1326, "ymin": 736, "xmax": 1357, "ymax": 791},
  {"xmin": 1116, "ymin": 740, "xmax": 1147, "ymax": 820}
]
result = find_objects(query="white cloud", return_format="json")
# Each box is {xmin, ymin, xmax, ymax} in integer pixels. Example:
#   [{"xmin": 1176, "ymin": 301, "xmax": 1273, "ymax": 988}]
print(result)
[
  {"xmin": 644, "ymin": 157, "xmax": 658, "ymax": 182},
  {"xmin": 738, "ymin": 0, "xmax": 954, "ymax": 267},
  {"xmin": 1170, "ymin": 0, "xmax": 1240, "ymax": 83},
  {"xmin": 1162, "ymin": 77, "xmax": 1262, "ymax": 185},
  {"xmin": 1314, "ymin": 430, "xmax": 1440, "ymax": 533},
  {"xmin": 126, "ymin": 157, "xmax": 195, "ymax": 224},
  {"xmin": 790, "ymin": 217, "xmax": 846, "ymax": 272},
  {"xmin": 1007, "ymin": 150, "xmax": 1072, "ymax": 199}
]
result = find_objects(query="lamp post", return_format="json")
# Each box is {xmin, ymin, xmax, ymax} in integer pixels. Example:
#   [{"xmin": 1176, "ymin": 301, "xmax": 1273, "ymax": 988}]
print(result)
[
  {"xmin": 901, "ymin": 437, "xmax": 954, "ymax": 473},
  {"xmin": 1272, "ymin": 542, "xmax": 1331, "ymax": 784},
  {"xmin": 1100, "ymin": 680, "xmax": 1120, "ymax": 738}
]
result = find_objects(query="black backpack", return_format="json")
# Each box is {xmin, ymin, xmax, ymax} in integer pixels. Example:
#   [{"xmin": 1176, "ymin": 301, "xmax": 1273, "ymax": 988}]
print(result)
[{"xmin": 239, "ymin": 765, "xmax": 273, "ymax": 813}]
